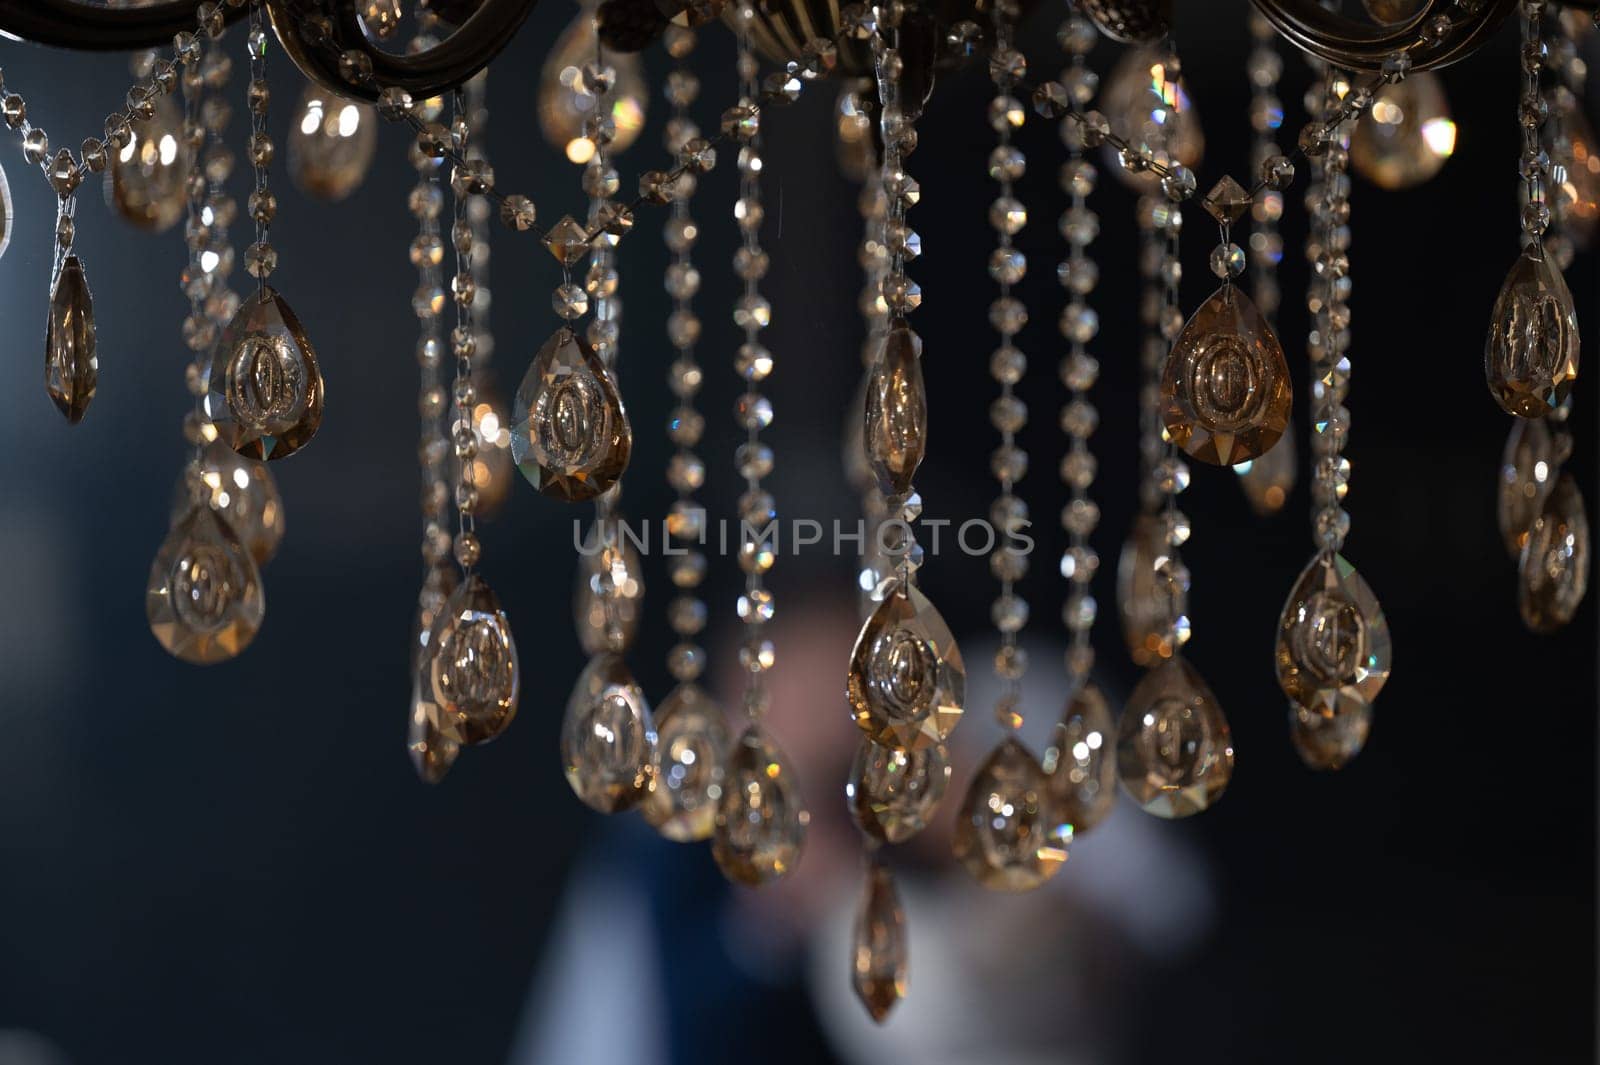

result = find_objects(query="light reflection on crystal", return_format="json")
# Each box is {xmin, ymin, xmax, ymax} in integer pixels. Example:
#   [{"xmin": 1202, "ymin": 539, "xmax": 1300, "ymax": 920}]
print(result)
[
  {"xmin": 173, "ymin": 440, "xmax": 285, "ymax": 566},
  {"xmin": 713, "ymin": 726, "xmax": 808, "ymax": 885},
  {"xmin": 289, "ymin": 87, "xmax": 378, "ymax": 202},
  {"xmin": 425, "ymin": 575, "xmax": 519, "ymax": 745},
  {"xmin": 1116, "ymin": 657, "xmax": 1233, "ymax": 818},
  {"xmin": 1276, "ymin": 552, "xmax": 1391, "ymax": 726},
  {"xmin": 573, "ymin": 520, "xmax": 644, "ymax": 654},
  {"xmin": 851, "ymin": 858, "xmax": 907, "ymax": 1023},
  {"xmin": 1351, "ymin": 72, "xmax": 1454, "ymax": 190},
  {"xmin": 1117, "ymin": 513, "xmax": 1190, "ymax": 666},
  {"xmin": 846, "ymin": 738, "xmax": 950, "ymax": 844},
  {"xmin": 408, "ymin": 671, "xmax": 460, "ymax": 784},
  {"xmin": 1045, "ymin": 682, "xmax": 1117, "ymax": 837},
  {"xmin": 1498, "ymin": 417, "xmax": 1561, "ymax": 558},
  {"xmin": 510, "ymin": 328, "xmax": 631, "ymax": 502},
  {"xmin": 45, "ymin": 255, "xmax": 97, "ymax": 425},
  {"xmin": 1100, "ymin": 46, "xmax": 1203, "ymax": 190},
  {"xmin": 146, "ymin": 506, "xmax": 265, "ymax": 665},
  {"xmin": 1519, "ymin": 473, "xmax": 1589, "ymax": 633},
  {"xmin": 1289, "ymin": 702, "xmax": 1370, "ymax": 771},
  {"xmin": 847, "ymin": 582, "xmax": 965, "ymax": 750},
  {"xmin": 108, "ymin": 90, "xmax": 190, "ymax": 233},
  {"xmin": 562, "ymin": 653, "xmax": 655, "ymax": 813},
  {"xmin": 537, "ymin": 7, "xmax": 648, "ymax": 163},
  {"xmin": 1485, "ymin": 247, "xmax": 1580, "ymax": 419},
  {"xmin": 641, "ymin": 682, "xmax": 727, "ymax": 841},
  {"xmin": 1235, "ymin": 420, "xmax": 1296, "ymax": 516},
  {"xmin": 863, "ymin": 319, "xmax": 927, "ymax": 495},
  {"xmin": 206, "ymin": 287, "xmax": 325, "ymax": 460},
  {"xmin": 952, "ymin": 737, "xmax": 1070, "ymax": 892}
]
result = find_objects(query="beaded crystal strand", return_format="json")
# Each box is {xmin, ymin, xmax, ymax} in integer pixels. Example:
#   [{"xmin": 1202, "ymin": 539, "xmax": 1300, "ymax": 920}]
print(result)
[{"xmin": 713, "ymin": 6, "xmax": 810, "ymax": 888}]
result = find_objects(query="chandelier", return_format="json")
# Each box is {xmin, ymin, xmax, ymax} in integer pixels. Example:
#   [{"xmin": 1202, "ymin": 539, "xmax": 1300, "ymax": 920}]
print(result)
[{"xmin": 1, "ymin": 0, "xmax": 1591, "ymax": 1025}]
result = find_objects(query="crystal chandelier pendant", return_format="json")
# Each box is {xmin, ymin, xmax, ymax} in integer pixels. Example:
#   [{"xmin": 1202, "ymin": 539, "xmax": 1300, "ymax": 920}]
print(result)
[
  {"xmin": 846, "ymin": 738, "xmax": 950, "ymax": 844},
  {"xmin": 537, "ymin": 3, "xmax": 648, "ymax": 162},
  {"xmin": 407, "ymin": 670, "xmax": 461, "ymax": 785},
  {"xmin": 847, "ymin": 581, "xmax": 965, "ymax": 750},
  {"xmin": 863, "ymin": 318, "xmax": 928, "ymax": 495},
  {"xmin": 1160, "ymin": 281, "xmax": 1292, "ymax": 466},
  {"xmin": 145, "ymin": 505, "xmax": 265, "ymax": 664},
  {"xmin": 1116, "ymin": 656, "xmax": 1233, "ymax": 818},
  {"xmin": 1549, "ymin": 100, "xmax": 1599, "ymax": 249},
  {"xmin": 1046, "ymin": 681, "xmax": 1117, "ymax": 837},
  {"xmin": 1116, "ymin": 512, "xmax": 1190, "ymax": 666},
  {"xmin": 172, "ymin": 440, "xmax": 286, "ymax": 566},
  {"xmin": 509, "ymin": 327, "xmax": 632, "ymax": 502},
  {"xmin": 288, "ymin": 87, "xmax": 378, "ymax": 201},
  {"xmin": 0, "ymin": 160, "xmax": 13, "ymax": 261},
  {"xmin": 713, "ymin": 725, "xmax": 808, "ymax": 885},
  {"xmin": 1519, "ymin": 472, "xmax": 1589, "ymax": 633},
  {"xmin": 1484, "ymin": 246, "xmax": 1580, "ymax": 418},
  {"xmin": 206, "ymin": 287, "xmax": 325, "ymax": 460},
  {"xmin": 561, "ymin": 652, "xmax": 656, "ymax": 813},
  {"xmin": 424, "ymin": 575, "xmax": 520, "ymax": 745},
  {"xmin": 953, "ymin": 736, "xmax": 1070, "ymax": 891},
  {"xmin": 45, "ymin": 255, "xmax": 97, "ymax": 424},
  {"xmin": 412, "ymin": 558, "xmax": 459, "ymax": 671},
  {"xmin": 107, "ymin": 89, "xmax": 190, "ymax": 233},
  {"xmin": 851, "ymin": 857, "xmax": 908, "ymax": 1024},
  {"xmin": 1100, "ymin": 45, "xmax": 1204, "ymax": 191},
  {"xmin": 573, "ymin": 520, "xmax": 644, "ymax": 654},
  {"xmin": 1289, "ymin": 701, "xmax": 1371, "ymax": 772},
  {"xmin": 640, "ymin": 682, "xmax": 728, "ymax": 841},
  {"xmin": 1276, "ymin": 552, "xmax": 1391, "ymax": 718},
  {"xmin": 1350, "ymin": 71, "xmax": 1455, "ymax": 191},
  {"xmin": 1235, "ymin": 422, "xmax": 1296, "ymax": 516},
  {"xmin": 1498, "ymin": 416, "xmax": 1562, "ymax": 558}
]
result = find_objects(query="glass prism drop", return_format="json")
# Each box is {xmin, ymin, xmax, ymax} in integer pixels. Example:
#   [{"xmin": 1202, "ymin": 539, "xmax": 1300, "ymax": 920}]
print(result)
[
  {"xmin": 45, "ymin": 255, "xmax": 97, "ymax": 424},
  {"xmin": 1350, "ymin": 72, "xmax": 1454, "ymax": 191},
  {"xmin": 641, "ymin": 682, "xmax": 728, "ymax": 841},
  {"xmin": 289, "ymin": 87, "xmax": 378, "ymax": 201},
  {"xmin": 172, "ymin": 440, "xmax": 286, "ymax": 566},
  {"xmin": 562, "ymin": 653, "xmax": 655, "ymax": 813},
  {"xmin": 952, "ymin": 736, "xmax": 1070, "ymax": 891},
  {"xmin": 573, "ymin": 519, "xmax": 644, "ymax": 654},
  {"xmin": 851, "ymin": 859, "xmax": 907, "ymax": 1024},
  {"xmin": 1289, "ymin": 702, "xmax": 1370, "ymax": 772},
  {"xmin": 1235, "ymin": 422, "xmax": 1296, "ymax": 517},
  {"xmin": 1485, "ymin": 246, "xmax": 1580, "ymax": 418},
  {"xmin": 713, "ymin": 726, "xmax": 808, "ymax": 886},
  {"xmin": 1116, "ymin": 656, "xmax": 1233, "ymax": 818},
  {"xmin": 206, "ymin": 287, "xmax": 325, "ymax": 460},
  {"xmin": 1116, "ymin": 513, "xmax": 1190, "ymax": 667},
  {"xmin": 847, "ymin": 581, "xmax": 965, "ymax": 750},
  {"xmin": 1519, "ymin": 473, "xmax": 1589, "ymax": 633},
  {"xmin": 863, "ymin": 319, "xmax": 928, "ymax": 495},
  {"xmin": 424, "ymin": 575, "xmax": 519, "ymax": 745},
  {"xmin": 407, "ymin": 670, "xmax": 461, "ymax": 784},
  {"xmin": 0, "ymin": 160, "xmax": 12, "ymax": 261},
  {"xmin": 846, "ymin": 738, "xmax": 950, "ymax": 844},
  {"xmin": 1275, "ymin": 552, "xmax": 1391, "ymax": 719},
  {"xmin": 510, "ymin": 328, "xmax": 631, "ymax": 502},
  {"xmin": 108, "ymin": 90, "xmax": 190, "ymax": 232},
  {"xmin": 1498, "ymin": 417, "xmax": 1561, "ymax": 558},
  {"xmin": 412, "ymin": 558, "xmax": 459, "ymax": 673},
  {"xmin": 145, "ymin": 505, "xmax": 265, "ymax": 664},
  {"xmin": 1161, "ymin": 282, "xmax": 1292, "ymax": 466},
  {"xmin": 1046, "ymin": 682, "xmax": 1117, "ymax": 837}
]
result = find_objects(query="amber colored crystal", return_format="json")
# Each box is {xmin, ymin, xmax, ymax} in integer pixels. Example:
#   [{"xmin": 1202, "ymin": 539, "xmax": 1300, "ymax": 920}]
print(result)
[
  {"xmin": 1289, "ymin": 702, "xmax": 1371, "ymax": 772},
  {"xmin": 863, "ymin": 319, "xmax": 927, "ymax": 495},
  {"xmin": 1101, "ymin": 46, "xmax": 1203, "ymax": 191},
  {"xmin": 206, "ymin": 287, "xmax": 325, "ymax": 460},
  {"xmin": 713, "ymin": 726, "xmax": 808, "ymax": 885},
  {"xmin": 412, "ymin": 558, "xmax": 459, "ymax": 672},
  {"xmin": 510, "ymin": 328, "xmax": 632, "ymax": 502},
  {"xmin": 641, "ymin": 682, "xmax": 728, "ymax": 841},
  {"xmin": 107, "ymin": 91, "xmax": 189, "ymax": 233},
  {"xmin": 45, "ymin": 255, "xmax": 97, "ymax": 425},
  {"xmin": 562, "ymin": 652, "xmax": 656, "ymax": 813},
  {"xmin": 851, "ymin": 859, "xmax": 907, "ymax": 1024},
  {"xmin": 424, "ymin": 575, "xmax": 519, "ymax": 745},
  {"xmin": 145, "ymin": 506, "xmax": 265, "ymax": 665},
  {"xmin": 1499, "ymin": 417, "xmax": 1563, "ymax": 558},
  {"xmin": 1485, "ymin": 247, "xmax": 1580, "ymax": 418},
  {"xmin": 847, "ymin": 738, "xmax": 950, "ymax": 844},
  {"xmin": 1046, "ymin": 682, "xmax": 1117, "ymax": 837},
  {"xmin": 953, "ymin": 737, "xmax": 1070, "ymax": 892},
  {"xmin": 173, "ymin": 440, "xmax": 285, "ymax": 566},
  {"xmin": 407, "ymin": 671, "xmax": 460, "ymax": 785},
  {"xmin": 1276, "ymin": 552, "xmax": 1392, "ymax": 722},
  {"xmin": 1519, "ymin": 473, "xmax": 1589, "ymax": 634},
  {"xmin": 1201, "ymin": 175, "xmax": 1251, "ymax": 226},
  {"xmin": 1351, "ymin": 72, "xmax": 1454, "ymax": 191},
  {"xmin": 1235, "ymin": 423, "xmax": 1296, "ymax": 516},
  {"xmin": 1551, "ymin": 102, "xmax": 1600, "ymax": 247},
  {"xmin": 1116, "ymin": 513, "xmax": 1190, "ymax": 667},
  {"xmin": 847, "ymin": 582, "xmax": 965, "ymax": 750},
  {"xmin": 1161, "ymin": 283, "xmax": 1292, "ymax": 466},
  {"xmin": 288, "ymin": 87, "xmax": 378, "ymax": 201},
  {"xmin": 1116, "ymin": 657, "xmax": 1233, "ymax": 818},
  {"xmin": 573, "ymin": 520, "xmax": 644, "ymax": 654},
  {"xmin": 1361, "ymin": 0, "xmax": 1425, "ymax": 24}
]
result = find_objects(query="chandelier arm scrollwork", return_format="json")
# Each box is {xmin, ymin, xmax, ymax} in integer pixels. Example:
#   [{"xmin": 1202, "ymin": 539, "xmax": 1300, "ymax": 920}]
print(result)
[
  {"xmin": 1248, "ymin": 0, "xmax": 1520, "ymax": 72},
  {"xmin": 0, "ymin": 0, "xmax": 248, "ymax": 50}
]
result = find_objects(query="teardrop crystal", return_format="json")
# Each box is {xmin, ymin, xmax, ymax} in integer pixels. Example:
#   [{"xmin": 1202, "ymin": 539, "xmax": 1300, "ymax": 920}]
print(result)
[
  {"xmin": 206, "ymin": 287, "xmax": 325, "ymax": 460},
  {"xmin": 851, "ymin": 859, "xmax": 908, "ymax": 1024},
  {"xmin": 1519, "ymin": 473, "xmax": 1589, "ymax": 633},
  {"xmin": 45, "ymin": 255, "xmax": 97, "ymax": 424},
  {"xmin": 1485, "ymin": 246, "xmax": 1580, "ymax": 418},
  {"xmin": 0, "ymin": 160, "xmax": 14, "ymax": 261},
  {"xmin": 1116, "ymin": 657, "xmax": 1233, "ymax": 818},
  {"xmin": 1101, "ymin": 46, "xmax": 1202, "ymax": 189},
  {"xmin": 172, "ymin": 440, "xmax": 286, "ymax": 566},
  {"xmin": 510, "ymin": 328, "xmax": 631, "ymax": 502},
  {"xmin": 561, "ymin": 652, "xmax": 656, "ymax": 813},
  {"xmin": 1350, "ymin": 71, "xmax": 1454, "ymax": 191},
  {"xmin": 953, "ymin": 737, "xmax": 1070, "ymax": 891},
  {"xmin": 1550, "ymin": 100, "xmax": 1600, "ymax": 248},
  {"xmin": 713, "ymin": 726, "xmax": 808, "ymax": 885},
  {"xmin": 1289, "ymin": 702, "xmax": 1371, "ymax": 772},
  {"xmin": 288, "ymin": 87, "xmax": 378, "ymax": 201},
  {"xmin": 407, "ymin": 671, "xmax": 461, "ymax": 785},
  {"xmin": 412, "ymin": 558, "xmax": 459, "ymax": 673},
  {"xmin": 641, "ymin": 682, "xmax": 728, "ymax": 841},
  {"xmin": 1161, "ymin": 283, "xmax": 1292, "ymax": 466},
  {"xmin": 847, "ymin": 581, "xmax": 965, "ymax": 750},
  {"xmin": 423, "ymin": 575, "xmax": 519, "ymax": 745},
  {"xmin": 107, "ymin": 90, "xmax": 190, "ymax": 232},
  {"xmin": 1116, "ymin": 513, "xmax": 1190, "ymax": 667},
  {"xmin": 145, "ymin": 506, "xmax": 265, "ymax": 664},
  {"xmin": 573, "ymin": 519, "xmax": 644, "ymax": 654},
  {"xmin": 1498, "ymin": 417, "xmax": 1562, "ymax": 558},
  {"xmin": 863, "ymin": 319, "xmax": 927, "ymax": 495},
  {"xmin": 1275, "ymin": 552, "xmax": 1391, "ymax": 721},
  {"xmin": 847, "ymin": 738, "xmax": 950, "ymax": 844},
  {"xmin": 1045, "ymin": 682, "xmax": 1117, "ymax": 837},
  {"xmin": 1235, "ymin": 422, "xmax": 1296, "ymax": 517}
]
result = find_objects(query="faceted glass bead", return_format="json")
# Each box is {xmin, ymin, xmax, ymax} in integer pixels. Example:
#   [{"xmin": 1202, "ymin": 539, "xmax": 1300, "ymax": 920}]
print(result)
[
  {"xmin": 145, "ymin": 505, "xmax": 265, "ymax": 664},
  {"xmin": 851, "ymin": 859, "xmax": 907, "ymax": 1024},
  {"xmin": 1484, "ymin": 247, "xmax": 1580, "ymax": 418},
  {"xmin": 1117, "ymin": 513, "xmax": 1190, "ymax": 666},
  {"xmin": 1116, "ymin": 656, "xmax": 1233, "ymax": 818},
  {"xmin": 424, "ymin": 575, "xmax": 519, "ymax": 745},
  {"xmin": 1161, "ymin": 282, "xmax": 1292, "ymax": 466},
  {"xmin": 1351, "ymin": 71, "xmax": 1455, "ymax": 190},
  {"xmin": 562, "ymin": 652, "xmax": 656, "ymax": 813},
  {"xmin": 641, "ymin": 682, "xmax": 728, "ymax": 842},
  {"xmin": 1519, "ymin": 473, "xmax": 1589, "ymax": 633},
  {"xmin": 1498, "ymin": 416, "xmax": 1560, "ymax": 558},
  {"xmin": 45, "ymin": 256, "xmax": 97, "ymax": 425},
  {"xmin": 1201, "ymin": 175, "xmax": 1251, "ymax": 226},
  {"xmin": 1046, "ymin": 682, "xmax": 1117, "ymax": 837},
  {"xmin": 172, "ymin": 440, "xmax": 286, "ymax": 565},
  {"xmin": 510, "ymin": 328, "xmax": 631, "ymax": 502},
  {"xmin": 1276, "ymin": 552, "xmax": 1392, "ymax": 721},
  {"xmin": 407, "ymin": 671, "xmax": 460, "ymax": 784},
  {"xmin": 288, "ymin": 87, "xmax": 378, "ymax": 201},
  {"xmin": 573, "ymin": 521, "xmax": 644, "ymax": 654},
  {"xmin": 206, "ymin": 288, "xmax": 325, "ymax": 460},
  {"xmin": 953, "ymin": 737, "xmax": 1070, "ymax": 892},
  {"xmin": 848, "ymin": 582, "xmax": 965, "ymax": 750},
  {"xmin": 846, "ymin": 738, "xmax": 950, "ymax": 844},
  {"xmin": 713, "ymin": 726, "xmax": 808, "ymax": 885},
  {"xmin": 107, "ymin": 90, "xmax": 190, "ymax": 233},
  {"xmin": 863, "ymin": 319, "xmax": 927, "ymax": 496},
  {"xmin": 1289, "ymin": 702, "xmax": 1370, "ymax": 772},
  {"xmin": 1235, "ymin": 421, "xmax": 1297, "ymax": 516}
]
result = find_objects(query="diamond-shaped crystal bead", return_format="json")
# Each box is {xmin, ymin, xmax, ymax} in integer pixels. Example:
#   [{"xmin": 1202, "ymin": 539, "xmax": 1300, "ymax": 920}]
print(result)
[{"xmin": 1201, "ymin": 175, "xmax": 1252, "ymax": 226}]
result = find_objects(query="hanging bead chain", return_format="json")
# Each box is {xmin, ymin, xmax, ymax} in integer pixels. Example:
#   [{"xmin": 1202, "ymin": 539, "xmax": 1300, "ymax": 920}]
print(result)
[
  {"xmin": 448, "ymin": 89, "xmax": 487, "ymax": 573},
  {"xmin": 179, "ymin": 37, "xmax": 227, "ymax": 452},
  {"xmin": 584, "ymin": 33, "xmax": 624, "ymax": 372},
  {"xmin": 1247, "ymin": 13, "xmax": 1285, "ymax": 319},
  {"xmin": 1307, "ymin": 70, "xmax": 1354, "ymax": 555},
  {"xmin": 1544, "ymin": 10, "xmax": 1587, "ymax": 271},
  {"xmin": 986, "ymin": 4, "xmax": 1029, "ymax": 731},
  {"xmin": 412, "ymin": 98, "xmax": 452, "ymax": 595},
  {"xmin": 1520, "ymin": 1, "xmax": 1553, "ymax": 249},
  {"xmin": 1058, "ymin": 8, "xmax": 1099, "ymax": 687},
  {"xmin": 854, "ymin": 113, "xmax": 892, "ymax": 614},
  {"xmin": 243, "ymin": 0, "xmax": 277, "ymax": 294}
]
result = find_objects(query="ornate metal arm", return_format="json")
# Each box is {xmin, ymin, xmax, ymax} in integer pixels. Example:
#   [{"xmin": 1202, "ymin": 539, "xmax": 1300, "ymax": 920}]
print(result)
[
  {"xmin": 1248, "ymin": 0, "xmax": 1518, "ymax": 72},
  {"xmin": 0, "ymin": 0, "xmax": 247, "ymax": 50}
]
